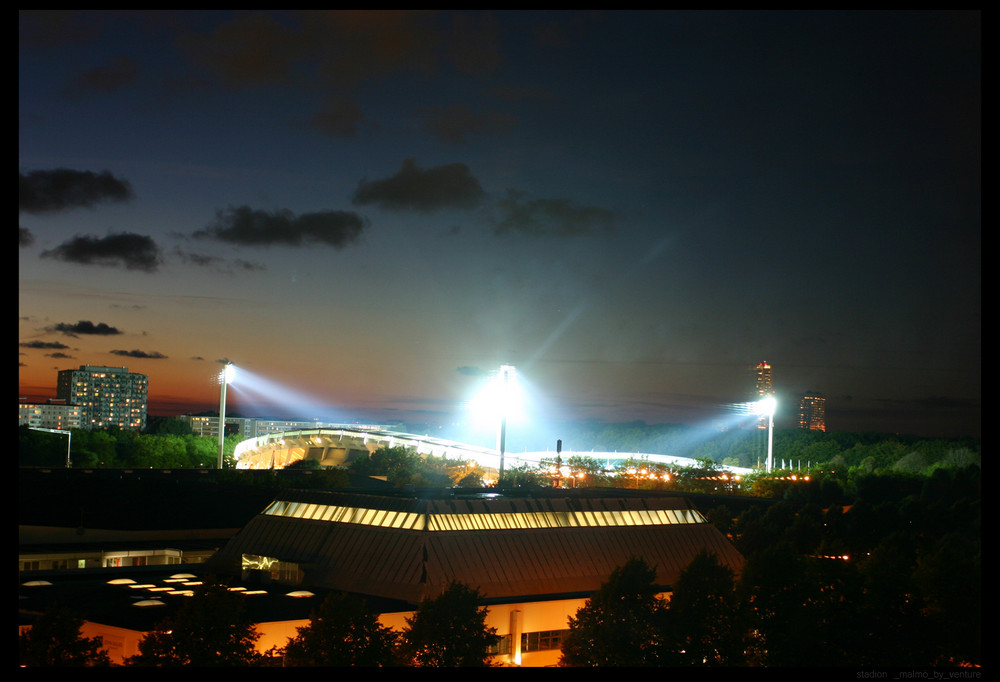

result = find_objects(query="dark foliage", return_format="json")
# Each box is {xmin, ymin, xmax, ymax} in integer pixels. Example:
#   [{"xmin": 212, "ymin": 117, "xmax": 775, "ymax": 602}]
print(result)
[
  {"xmin": 282, "ymin": 592, "xmax": 397, "ymax": 666},
  {"xmin": 126, "ymin": 584, "xmax": 261, "ymax": 667},
  {"xmin": 19, "ymin": 604, "xmax": 111, "ymax": 667},
  {"xmin": 399, "ymin": 582, "xmax": 499, "ymax": 667}
]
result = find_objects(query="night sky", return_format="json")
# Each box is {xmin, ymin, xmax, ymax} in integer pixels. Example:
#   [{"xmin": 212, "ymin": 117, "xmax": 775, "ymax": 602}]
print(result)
[{"xmin": 19, "ymin": 11, "xmax": 980, "ymax": 444}]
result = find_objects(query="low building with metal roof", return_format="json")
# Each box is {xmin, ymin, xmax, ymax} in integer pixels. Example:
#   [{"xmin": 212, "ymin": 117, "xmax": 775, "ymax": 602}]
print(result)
[
  {"xmin": 201, "ymin": 487, "xmax": 744, "ymax": 665},
  {"xmin": 19, "ymin": 468, "xmax": 746, "ymax": 666}
]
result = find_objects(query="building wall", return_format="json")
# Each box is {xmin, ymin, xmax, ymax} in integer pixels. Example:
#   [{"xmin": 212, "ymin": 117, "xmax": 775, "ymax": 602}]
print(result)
[
  {"xmin": 81, "ymin": 621, "xmax": 143, "ymax": 665},
  {"xmin": 181, "ymin": 415, "xmax": 253, "ymax": 439},
  {"xmin": 798, "ymin": 393, "xmax": 827, "ymax": 432},
  {"xmin": 18, "ymin": 401, "xmax": 82, "ymax": 430},
  {"xmin": 83, "ymin": 595, "xmax": 598, "ymax": 667},
  {"xmin": 56, "ymin": 365, "xmax": 148, "ymax": 430}
]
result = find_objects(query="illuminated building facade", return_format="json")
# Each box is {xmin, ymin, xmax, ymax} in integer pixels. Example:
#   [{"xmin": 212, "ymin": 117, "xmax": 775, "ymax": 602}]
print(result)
[
  {"xmin": 56, "ymin": 365, "xmax": 148, "ymax": 431},
  {"xmin": 18, "ymin": 398, "xmax": 82, "ymax": 430},
  {"xmin": 798, "ymin": 392, "xmax": 827, "ymax": 432},
  {"xmin": 18, "ymin": 474, "xmax": 745, "ymax": 666},
  {"xmin": 179, "ymin": 416, "xmax": 396, "ymax": 441},
  {"xmin": 205, "ymin": 488, "xmax": 744, "ymax": 666},
  {"xmin": 753, "ymin": 361, "xmax": 775, "ymax": 428},
  {"xmin": 754, "ymin": 361, "xmax": 774, "ymax": 399},
  {"xmin": 180, "ymin": 414, "xmax": 254, "ymax": 440}
]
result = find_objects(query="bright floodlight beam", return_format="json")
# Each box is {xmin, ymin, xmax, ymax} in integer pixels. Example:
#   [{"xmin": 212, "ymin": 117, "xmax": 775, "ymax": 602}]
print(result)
[
  {"xmin": 218, "ymin": 362, "xmax": 235, "ymax": 469},
  {"xmin": 756, "ymin": 395, "xmax": 777, "ymax": 473}
]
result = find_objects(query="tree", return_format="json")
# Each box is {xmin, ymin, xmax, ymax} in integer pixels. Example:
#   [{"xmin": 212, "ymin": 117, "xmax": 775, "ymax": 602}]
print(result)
[
  {"xmin": 19, "ymin": 425, "xmax": 69, "ymax": 467},
  {"xmin": 559, "ymin": 558, "xmax": 670, "ymax": 666},
  {"xmin": 499, "ymin": 462, "xmax": 546, "ymax": 487},
  {"xmin": 185, "ymin": 434, "xmax": 218, "ymax": 468},
  {"xmin": 664, "ymin": 551, "xmax": 745, "ymax": 666},
  {"xmin": 738, "ymin": 542, "xmax": 817, "ymax": 666},
  {"xmin": 19, "ymin": 603, "xmax": 111, "ymax": 667},
  {"xmin": 566, "ymin": 455, "xmax": 612, "ymax": 487},
  {"xmin": 145, "ymin": 416, "xmax": 193, "ymax": 436},
  {"xmin": 399, "ymin": 582, "xmax": 499, "ymax": 667},
  {"xmin": 75, "ymin": 429, "xmax": 117, "ymax": 467},
  {"xmin": 285, "ymin": 457, "xmax": 322, "ymax": 470},
  {"xmin": 127, "ymin": 584, "xmax": 261, "ymax": 667},
  {"xmin": 282, "ymin": 592, "xmax": 397, "ymax": 666},
  {"xmin": 348, "ymin": 446, "xmax": 417, "ymax": 484}
]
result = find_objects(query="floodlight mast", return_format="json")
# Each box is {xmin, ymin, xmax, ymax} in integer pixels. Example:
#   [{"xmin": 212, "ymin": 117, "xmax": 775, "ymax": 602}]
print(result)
[
  {"xmin": 496, "ymin": 364, "xmax": 514, "ymax": 486},
  {"xmin": 217, "ymin": 362, "xmax": 235, "ymax": 469},
  {"xmin": 757, "ymin": 396, "xmax": 777, "ymax": 473}
]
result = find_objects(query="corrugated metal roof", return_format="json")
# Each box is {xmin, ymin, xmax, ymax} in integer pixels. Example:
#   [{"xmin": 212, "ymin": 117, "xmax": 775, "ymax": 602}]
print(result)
[{"xmin": 208, "ymin": 490, "xmax": 744, "ymax": 605}]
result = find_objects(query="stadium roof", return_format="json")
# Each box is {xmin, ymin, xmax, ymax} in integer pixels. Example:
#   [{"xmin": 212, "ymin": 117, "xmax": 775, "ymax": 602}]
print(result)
[
  {"xmin": 206, "ymin": 488, "xmax": 744, "ymax": 605},
  {"xmin": 232, "ymin": 426, "xmax": 756, "ymax": 476}
]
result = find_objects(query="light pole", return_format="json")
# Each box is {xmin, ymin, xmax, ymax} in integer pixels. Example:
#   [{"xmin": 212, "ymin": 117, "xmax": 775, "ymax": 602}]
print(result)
[
  {"xmin": 496, "ymin": 364, "xmax": 515, "ymax": 486},
  {"xmin": 756, "ymin": 396, "xmax": 777, "ymax": 473},
  {"xmin": 30, "ymin": 427, "xmax": 72, "ymax": 468},
  {"xmin": 218, "ymin": 362, "xmax": 235, "ymax": 469}
]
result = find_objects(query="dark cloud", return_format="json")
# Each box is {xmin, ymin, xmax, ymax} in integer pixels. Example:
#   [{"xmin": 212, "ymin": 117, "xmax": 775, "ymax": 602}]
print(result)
[
  {"xmin": 194, "ymin": 206, "xmax": 367, "ymax": 248},
  {"xmin": 19, "ymin": 227, "xmax": 34, "ymax": 246},
  {"xmin": 306, "ymin": 97, "xmax": 364, "ymax": 137},
  {"xmin": 110, "ymin": 349, "xmax": 168, "ymax": 359},
  {"xmin": 445, "ymin": 11, "xmax": 502, "ymax": 76},
  {"xmin": 178, "ymin": 12, "xmax": 310, "ymax": 88},
  {"xmin": 174, "ymin": 250, "xmax": 222, "ymax": 267},
  {"xmin": 48, "ymin": 321, "xmax": 122, "ymax": 337},
  {"xmin": 172, "ymin": 247, "xmax": 267, "ymax": 272},
  {"xmin": 494, "ymin": 190, "xmax": 616, "ymax": 236},
  {"xmin": 456, "ymin": 365, "xmax": 487, "ymax": 376},
  {"xmin": 63, "ymin": 56, "xmax": 139, "ymax": 97},
  {"xmin": 18, "ymin": 10, "xmax": 104, "ymax": 49},
  {"xmin": 46, "ymin": 352, "xmax": 73, "ymax": 359},
  {"xmin": 352, "ymin": 158, "xmax": 485, "ymax": 212},
  {"xmin": 233, "ymin": 258, "xmax": 266, "ymax": 271},
  {"xmin": 420, "ymin": 104, "xmax": 516, "ymax": 145},
  {"xmin": 40, "ymin": 232, "xmax": 162, "ymax": 271},
  {"xmin": 20, "ymin": 340, "xmax": 71, "ymax": 350},
  {"xmin": 178, "ymin": 11, "xmax": 440, "ymax": 91},
  {"xmin": 19, "ymin": 169, "xmax": 134, "ymax": 213}
]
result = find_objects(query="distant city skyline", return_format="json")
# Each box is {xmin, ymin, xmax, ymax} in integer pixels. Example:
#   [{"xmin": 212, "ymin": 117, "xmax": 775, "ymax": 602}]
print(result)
[{"xmin": 19, "ymin": 356, "xmax": 975, "ymax": 440}]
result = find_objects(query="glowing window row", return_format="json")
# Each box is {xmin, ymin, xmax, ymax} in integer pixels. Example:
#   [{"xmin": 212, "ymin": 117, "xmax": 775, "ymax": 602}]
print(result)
[
  {"xmin": 262, "ymin": 500, "xmax": 706, "ymax": 530},
  {"xmin": 263, "ymin": 501, "xmax": 427, "ymax": 529}
]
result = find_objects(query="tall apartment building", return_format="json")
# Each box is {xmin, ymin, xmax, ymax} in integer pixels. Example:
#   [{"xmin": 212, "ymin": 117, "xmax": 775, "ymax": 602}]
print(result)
[
  {"xmin": 753, "ymin": 361, "xmax": 774, "ymax": 399},
  {"xmin": 798, "ymin": 392, "xmax": 827, "ymax": 432},
  {"xmin": 56, "ymin": 365, "xmax": 148, "ymax": 430},
  {"xmin": 753, "ymin": 361, "xmax": 775, "ymax": 429}
]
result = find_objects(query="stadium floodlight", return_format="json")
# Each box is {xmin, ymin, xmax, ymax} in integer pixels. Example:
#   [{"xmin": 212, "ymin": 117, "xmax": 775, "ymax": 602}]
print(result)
[
  {"xmin": 755, "ymin": 396, "xmax": 777, "ymax": 473},
  {"xmin": 495, "ymin": 364, "xmax": 516, "ymax": 486},
  {"xmin": 467, "ymin": 363, "xmax": 523, "ymax": 485},
  {"xmin": 218, "ymin": 362, "xmax": 235, "ymax": 469}
]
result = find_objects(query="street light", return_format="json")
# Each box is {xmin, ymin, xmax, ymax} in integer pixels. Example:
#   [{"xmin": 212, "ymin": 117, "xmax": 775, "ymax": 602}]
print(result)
[
  {"xmin": 29, "ymin": 427, "xmax": 72, "ymax": 468},
  {"xmin": 755, "ymin": 395, "xmax": 777, "ymax": 473},
  {"xmin": 218, "ymin": 362, "xmax": 235, "ymax": 469}
]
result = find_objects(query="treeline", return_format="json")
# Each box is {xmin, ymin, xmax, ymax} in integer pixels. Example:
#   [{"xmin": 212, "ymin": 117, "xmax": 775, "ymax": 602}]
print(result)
[
  {"xmin": 18, "ymin": 423, "xmax": 243, "ymax": 469},
  {"xmin": 569, "ymin": 463, "xmax": 981, "ymax": 666},
  {"xmin": 21, "ymin": 580, "xmax": 501, "ymax": 667},
  {"xmin": 21, "ymin": 421, "xmax": 982, "ymax": 503},
  {"xmin": 539, "ymin": 419, "xmax": 980, "ymax": 471}
]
